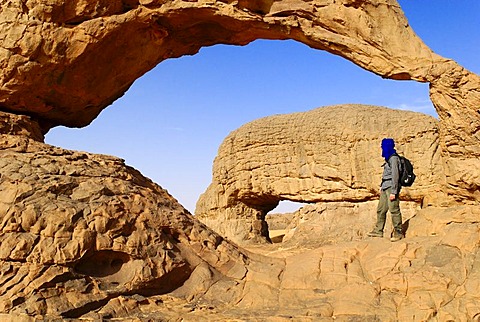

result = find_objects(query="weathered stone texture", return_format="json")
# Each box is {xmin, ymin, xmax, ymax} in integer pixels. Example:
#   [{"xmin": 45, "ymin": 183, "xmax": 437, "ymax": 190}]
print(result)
[
  {"xmin": 0, "ymin": 0, "xmax": 479, "ymax": 320},
  {"xmin": 277, "ymin": 200, "xmax": 419, "ymax": 247},
  {"xmin": 0, "ymin": 96, "xmax": 479, "ymax": 321},
  {"xmin": 196, "ymin": 104, "xmax": 444, "ymax": 243},
  {"xmin": 0, "ymin": 111, "xmax": 251, "ymax": 319},
  {"xmin": 1, "ymin": 0, "xmax": 479, "ymax": 197}
]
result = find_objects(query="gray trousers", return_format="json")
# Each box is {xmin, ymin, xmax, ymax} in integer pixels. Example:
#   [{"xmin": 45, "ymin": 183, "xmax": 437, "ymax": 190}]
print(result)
[{"xmin": 373, "ymin": 187, "xmax": 403, "ymax": 234}]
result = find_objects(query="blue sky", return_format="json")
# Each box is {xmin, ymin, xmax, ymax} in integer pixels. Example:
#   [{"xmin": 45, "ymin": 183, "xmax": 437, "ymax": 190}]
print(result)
[{"xmin": 46, "ymin": 1, "xmax": 480, "ymax": 213}]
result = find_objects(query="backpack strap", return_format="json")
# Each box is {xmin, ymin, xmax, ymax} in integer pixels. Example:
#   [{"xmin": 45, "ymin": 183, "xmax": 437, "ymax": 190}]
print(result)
[{"xmin": 386, "ymin": 153, "xmax": 399, "ymax": 165}]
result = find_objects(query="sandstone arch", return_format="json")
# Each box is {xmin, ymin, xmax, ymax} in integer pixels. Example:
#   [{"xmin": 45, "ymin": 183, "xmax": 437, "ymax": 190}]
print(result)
[
  {"xmin": 2, "ymin": 111, "xmax": 480, "ymax": 320},
  {"xmin": 1, "ymin": 0, "xmax": 479, "ymax": 199},
  {"xmin": 0, "ymin": 0, "xmax": 461, "ymax": 127},
  {"xmin": 1, "ymin": 1, "xmax": 480, "ymax": 320},
  {"xmin": 196, "ymin": 104, "xmax": 444, "ymax": 243}
]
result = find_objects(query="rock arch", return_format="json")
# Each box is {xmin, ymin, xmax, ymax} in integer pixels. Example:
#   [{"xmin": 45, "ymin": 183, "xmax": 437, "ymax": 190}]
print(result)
[
  {"xmin": 1, "ymin": 0, "xmax": 479, "ymax": 199},
  {"xmin": 1, "ymin": 1, "xmax": 480, "ymax": 319},
  {"xmin": 196, "ymin": 104, "xmax": 444, "ymax": 243}
]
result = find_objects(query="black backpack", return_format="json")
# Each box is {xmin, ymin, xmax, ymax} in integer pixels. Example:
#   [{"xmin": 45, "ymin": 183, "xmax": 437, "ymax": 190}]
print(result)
[{"xmin": 390, "ymin": 153, "xmax": 416, "ymax": 187}]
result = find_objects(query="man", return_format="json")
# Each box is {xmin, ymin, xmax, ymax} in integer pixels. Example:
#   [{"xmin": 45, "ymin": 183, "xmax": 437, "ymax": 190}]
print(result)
[{"xmin": 368, "ymin": 138, "xmax": 404, "ymax": 242}]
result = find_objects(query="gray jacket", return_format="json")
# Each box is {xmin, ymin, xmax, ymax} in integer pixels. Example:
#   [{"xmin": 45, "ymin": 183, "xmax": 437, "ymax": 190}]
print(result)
[{"xmin": 380, "ymin": 155, "xmax": 401, "ymax": 194}]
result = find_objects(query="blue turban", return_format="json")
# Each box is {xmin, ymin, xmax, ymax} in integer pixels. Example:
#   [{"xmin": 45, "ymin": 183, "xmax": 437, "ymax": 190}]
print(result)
[{"xmin": 381, "ymin": 138, "xmax": 396, "ymax": 161}]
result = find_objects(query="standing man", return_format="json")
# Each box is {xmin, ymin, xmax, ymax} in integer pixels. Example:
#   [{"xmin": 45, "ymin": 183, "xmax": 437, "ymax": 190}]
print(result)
[{"xmin": 368, "ymin": 138, "xmax": 404, "ymax": 242}]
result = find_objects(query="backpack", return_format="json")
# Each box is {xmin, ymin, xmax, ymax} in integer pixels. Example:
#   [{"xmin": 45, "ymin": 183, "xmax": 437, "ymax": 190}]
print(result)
[{"xmin": 390, "ymin": 153, "xmax": 416, "ymax": 187}]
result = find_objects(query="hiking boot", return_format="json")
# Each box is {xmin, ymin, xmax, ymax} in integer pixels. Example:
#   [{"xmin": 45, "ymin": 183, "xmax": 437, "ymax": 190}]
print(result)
[
  {"xmin": 367, "ymin": 231, "xmax": 383, "ymax": 238},
  {"xmin": 390, "ymin": 232, "xmax": 404, "ymax": 242}
]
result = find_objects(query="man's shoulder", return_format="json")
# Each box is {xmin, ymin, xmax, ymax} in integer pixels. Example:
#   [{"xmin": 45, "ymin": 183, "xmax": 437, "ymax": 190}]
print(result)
[{"xmin": 387, "ymin": 154, "xmax": 401, "ymax": 164}]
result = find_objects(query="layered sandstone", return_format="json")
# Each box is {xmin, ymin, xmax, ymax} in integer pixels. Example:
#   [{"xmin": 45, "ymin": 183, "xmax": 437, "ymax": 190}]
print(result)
[
  {"xmin": 196, "ymin": 104, "xmax": 444, "ymax": 243},
  {"xmin": 1, "ymin": 0, "xmax": 480, "ymax": 320},
  {"xmin": 270, "ymin": 201, "xmax": 419, "ymax": 247},
  {"xmin": 1, "ymin": 1, "xmax": 479, "ymax": 170},
  {"xmin": 1, "ymin": 111, "xmax": 480, "ymax": 321},
  {"xmin": 0, "ymin": 111, "xmax": 253, "ymax": 319}
]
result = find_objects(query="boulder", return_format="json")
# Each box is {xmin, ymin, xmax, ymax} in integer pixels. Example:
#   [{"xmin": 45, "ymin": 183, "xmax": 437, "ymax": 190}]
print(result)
[
  {"xmin": 196, "ymin": 104, "xmax": 445, "ymax": 243},
  {"xmin": 0, "ymin": 111, "xmax": 251, "ymax": 319}
]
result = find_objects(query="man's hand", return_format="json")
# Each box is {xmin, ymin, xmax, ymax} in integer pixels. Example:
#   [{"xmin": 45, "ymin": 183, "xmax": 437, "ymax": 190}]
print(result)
[{"xmin": 389, "ymin": 194, "xmax": 396, "ymax": 201}]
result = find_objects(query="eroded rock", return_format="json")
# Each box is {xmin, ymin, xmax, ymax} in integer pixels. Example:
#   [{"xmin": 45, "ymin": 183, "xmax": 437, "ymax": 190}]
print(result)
[
  {"xmin": 0, "ymin": 0, "xmax": 480, "ymax": 320},
  {"xmin": 0, "ymin": 0, "xmax": 478, "ymax": 215},
  {"xmin": 0, "ymin": 111, "xmax": 251, "ymax": 319},
  {"xmin": 277, "ymin": 200, "xmax": 420, "ymax": 247},
  {"xmin": 1, "ymin": 111, "xmax": 480, "ymax": 320},
  {"xmin": 196, "ymin": 104, "xmax": 445, "ymax": 243}
]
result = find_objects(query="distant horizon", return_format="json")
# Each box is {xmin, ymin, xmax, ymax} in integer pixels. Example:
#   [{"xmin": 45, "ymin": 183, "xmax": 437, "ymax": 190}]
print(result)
[{"xmin": 46, "ymin": 1, "xmax": 480, "ymax": 214}]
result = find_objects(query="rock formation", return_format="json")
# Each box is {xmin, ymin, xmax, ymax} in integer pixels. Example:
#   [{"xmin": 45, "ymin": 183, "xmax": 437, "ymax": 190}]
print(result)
[
  {"xmin": 0, "ymin": 111, "xmax": 253, "ymax": 319},
  {"xmin": 2, "ymin": 110, "xmax": 480, "ymax": 321},
  {"xmin": 1, "ymin": 0, "xmax": 480, "ymax": 320},
  {"xmin": 196, "ymin": 104, "xmax": 444, "ymax": 243},
  {"xmin": 1, "ymin": 0, "xmax": 478, "ymax": 198}
]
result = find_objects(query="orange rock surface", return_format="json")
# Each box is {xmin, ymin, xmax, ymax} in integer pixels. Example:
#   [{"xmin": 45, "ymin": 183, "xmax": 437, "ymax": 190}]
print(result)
[{"xmin": 0, "ymin": 0, "xmax": 479, "ymax": 320}]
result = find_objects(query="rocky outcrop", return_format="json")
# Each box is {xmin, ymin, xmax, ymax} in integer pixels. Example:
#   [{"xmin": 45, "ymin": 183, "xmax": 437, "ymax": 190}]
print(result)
[
  {"xmin": 273, "ymin": 201, "xmax": 420, "ymax": 247},
  {"xmin": 1, "ymin": 2, "xmax": 479, "ymax": 190},
  {"xmin": 0, "ymin": 111, "xmax": 253, "ymax": 319},
  {"xmin": 196, "ymin": 104, "xmax": 445, "ymax": 243},
  {"xmin": 2, "ymin": 111, "xmax": 480, "ymax": 320},
  {"xmin": 1, "ymin": 0, "xmax": 480, "ymax": 320},
  {"xmin": 273, "ymin": 210, "xmax": 480, "ymax": 322},
  {"xmin": 2, "ymin": 0, "xmax": 478, "ymax": 213}
]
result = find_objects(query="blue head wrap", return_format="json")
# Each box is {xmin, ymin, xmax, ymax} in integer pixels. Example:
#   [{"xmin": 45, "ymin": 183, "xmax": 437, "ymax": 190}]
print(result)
[{"xmin": 381, "ymin": 138, "xmax": 396, "ymax": 161}]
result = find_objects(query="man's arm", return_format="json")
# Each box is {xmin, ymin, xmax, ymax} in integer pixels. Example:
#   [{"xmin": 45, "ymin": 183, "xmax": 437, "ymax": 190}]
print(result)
[{"xmin": 390, "ymin": 156, "xmax": 401, "ymax": 200}]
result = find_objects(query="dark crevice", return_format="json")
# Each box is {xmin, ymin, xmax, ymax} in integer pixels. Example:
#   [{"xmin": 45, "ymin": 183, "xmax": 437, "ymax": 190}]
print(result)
[
  {"xmin": 40, "ymin": 271, "xmax": 80, "ymax": 289},
  {"xmin": 71, "ymin": 209, "xmax": 84, "ymax": 225},
  {"xmin": 14, "ymin": 189, "xmax": 35, "ymax": 203},
  {"xmin": 162, "ymin": 227, "xmax": 181, "ymax": 244},
  {"xmin": 61, "ymin": 263, "xmax": 192, "ymax": 318},
  {"xmin": 342, "ymin": 0, "xmax": 364, "ymax": 9},
  {"xmin": 134, "ymin": 263, "xmax": 193, "ymax": 297},
  {"xmin": 46, "ymin": 182, "xmax": 79, "ymax": 196},
  {"xmin": 62, "ymin": 297, "xmax": 112, "ymax": 319},
  {"xmin": 122, "ymin": 0, "xmax": 140, "ymax": 12},
  {"xmin": 73, "ymin": 250, "xmax": 130, "ymax": 277},
  {"xmin": 12, "ymin": 296, "xmax": 25, "ymax": 307}
]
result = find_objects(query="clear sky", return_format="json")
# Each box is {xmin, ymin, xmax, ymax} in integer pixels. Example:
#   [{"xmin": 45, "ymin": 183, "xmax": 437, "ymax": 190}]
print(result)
[{"xmin": 45, "ymin": 1, "xmax": 480, "ymax": 214}]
